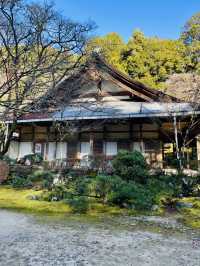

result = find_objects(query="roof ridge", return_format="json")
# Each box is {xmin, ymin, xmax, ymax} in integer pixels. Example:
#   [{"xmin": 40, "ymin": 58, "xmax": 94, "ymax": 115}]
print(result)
[{"xmin": 92, "ymin": 52, "xmax": 179, "ymax": 102}]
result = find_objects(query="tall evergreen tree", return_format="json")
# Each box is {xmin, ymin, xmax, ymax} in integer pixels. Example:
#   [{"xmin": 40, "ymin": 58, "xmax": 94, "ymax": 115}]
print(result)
[
  {"xmin": 87, "ymin": 32, "xmax": 125, "ymax": 72},
  {"xmin": 122, "ymin": 30, "xmax": 188, "ymax": 88},
  {"xmin": 181, "ymin": 12, "xmax": 200, "ymax": 73}
]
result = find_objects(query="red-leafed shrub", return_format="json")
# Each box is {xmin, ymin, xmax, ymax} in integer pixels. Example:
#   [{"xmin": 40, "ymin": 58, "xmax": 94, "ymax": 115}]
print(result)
[{"xmin": 0, "ymin": 161, "xmax": 9, "ymax": 183}]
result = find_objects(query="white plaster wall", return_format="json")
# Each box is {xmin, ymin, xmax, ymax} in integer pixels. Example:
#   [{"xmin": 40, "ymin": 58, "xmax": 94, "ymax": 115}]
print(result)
[
  {"xmin": 56, "ymin": 142, "xmax": 67, "ymax": 160},
  {"xmin": 80, "ymin": 142, "xmax": 90, "ymax": 159},
  {"xmin": 7, "ymin": 141, "xmax": 19, "ymax": 159},
  {"xmin": 47, "ymin": 142, "xmax": 56, "ymax": 161},
  {"xmin": 104, "ymin": 142, "xmax": 118, "ymax": 156},
  {"xmin": 133, "ymin": 141, "xmax": 144, "ymax": 153},
  {"xmin": 19, "ymin": 142, "xmax": 33, "ymax": 158}
]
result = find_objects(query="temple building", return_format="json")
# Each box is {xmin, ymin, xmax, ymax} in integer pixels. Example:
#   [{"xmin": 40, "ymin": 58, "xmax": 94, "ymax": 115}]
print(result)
[{"xmin": 6, "ymin": 54, "xmax": 200, "ymax": 170}]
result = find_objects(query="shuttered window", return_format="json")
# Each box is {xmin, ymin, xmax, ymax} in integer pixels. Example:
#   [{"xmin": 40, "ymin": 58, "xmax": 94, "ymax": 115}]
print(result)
[
  {"xmin": 104, "ymin": 142, "xmax": 117, "ymax": 156},
  {"xmin": 80, "ymin": 142, "xmax": 90, "ymax": 158},
  {"xmin": 19, "ymin": 142, "xmax": 33, "ymax": 158},
  {"xmin": 56, "ymin": 142, "xmax": 67, "ymax": 159},
  {"xmin": 48, "ymin": 142, "xmax": 56, "ymax": 161},
  {"xmin": 133, "ymin": 142, "xmax": 144, "ymax": 153}
]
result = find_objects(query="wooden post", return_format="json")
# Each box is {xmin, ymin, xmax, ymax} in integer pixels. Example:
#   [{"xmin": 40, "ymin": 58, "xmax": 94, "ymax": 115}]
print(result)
[
  {"xmin": 77, "ymin": 132, "xmax": 81, "ymax": 159},
  {"xmin": 4, "ymin": 123, "xmax": 9, "ymax": 146},
  {"xmin": 103, "ymin": 125, "xmax": 107, "ymax": 157},
  {"xmin": 32, "ymin": 125, "xmax": 35, "ymax": 154},
  {"xmin": 45, "ymin": 125, "xmax": 50, "ymax": 161},
  {"xmin": 139, "ymin": 123, "xmax": 143, "ymax": 153},
  {"xmin": 196, "ymin": 135, "xmax": 200, "ymax": 171},
  {"xmin": 173, "ymin": 115, "xmax": 182, "ymax": 171},
  {"xmin": 156, "ymin": 141, "xmax": 163, "ymax": 169},
  {"xmin": 54, "ymin": 129, "xmax": 58, "ymax": 160},
  {"xmin": 89, "ymin": 132, "xmax": 94, "ymax": 156}
]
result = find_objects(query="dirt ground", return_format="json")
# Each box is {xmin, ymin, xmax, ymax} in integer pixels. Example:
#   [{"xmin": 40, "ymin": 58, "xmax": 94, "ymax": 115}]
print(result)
[{"xmin": 0, "ymin": 210, "xmax": 200, "ymax": 266}]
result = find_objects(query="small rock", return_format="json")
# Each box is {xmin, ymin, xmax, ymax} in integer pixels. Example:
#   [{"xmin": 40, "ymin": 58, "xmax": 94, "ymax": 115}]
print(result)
[
  {"xmin": 151, "ymin": 205, "xmax": 159, "ymax": 211},
  {"xmin": 130, "ymin": 204, "xmax": 135, "ymax": 210},
  {"xmin": 51, "ymin": 196, "xmax": 58, "ymax": 201},
  {"xmin": 27, "ymin": 195, "xmax": 39, "ymax": 200},
  {"xmin": 176, "ymin": 202, "xmax": 193, "ymax": 208},
  {"xmin": 122, "ymin": 203, "xmax": 129, "ymax": 208},
  {"xmin": 24, "ymin": 158, "xmax": 31, "ymax": 166}
]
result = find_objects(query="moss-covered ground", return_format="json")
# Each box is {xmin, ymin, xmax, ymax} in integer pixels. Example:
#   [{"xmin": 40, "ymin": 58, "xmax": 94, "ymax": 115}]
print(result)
[
  {"xmin": 177, "ymin": 197, "xmax": 200, "ymax": 229},
  {"xmin": 1, "ymin": 186, "xmax": 200, "ymax": 229},
  {"xmin": 0, "ymin": 186, "xmax": 126, "ymax": 216}
]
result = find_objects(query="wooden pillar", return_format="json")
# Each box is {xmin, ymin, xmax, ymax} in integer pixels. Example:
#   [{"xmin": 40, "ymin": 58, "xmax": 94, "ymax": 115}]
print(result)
[
  {"xmin": 130, "ymin": 120, "xmax": 133, "ymax": 151},
  {"xmin": 139, "ymin": 123, "xmax": 143, "ymax": 153},
  {"xmin": 156, "ymin": 141, "xmax": 163, "ymax": 169},
  {"xmin": 54, "ymin": 129, "xmax": 58, "ymax": 160},
  {"xmin": 45, "ymin": 125, "xmax": 50, "ymax": 160},
  {"xmin": 77, "ymin": 132, "xmax": 81, "ymax": 159},
  {"xmin": 89, "ymin": 132, "xmax": 94, "ymax": 156},
  {"xmin": 196, "ymin": 135, "xmax": 200, "ymax": 171},
  {"xmin": 103, "ymin": 125, "xmax": 107, "ymax": 157},
  {"xmin": 32, "ymin": 125, "xmax": 35, "ymax": 154}
]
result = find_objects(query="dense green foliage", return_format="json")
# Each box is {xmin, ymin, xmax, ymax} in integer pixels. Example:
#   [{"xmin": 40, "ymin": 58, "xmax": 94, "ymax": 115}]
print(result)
[
  {"xmin": 88, "ymin": 13, "xmax": 200, "ymax": 88},
  {"xmin": 21, "ymin": 154, "xmax": 43, "ymax": 165},
  {"xmin": 66, "ymin": 196, "xmax": 89, "ymax": 214},
  {"xmin": 39, "ymin": 151, "xmax": 200, "ymax": 212},
  {"xmin": 10, "ymin": 169, "xmax": 54, "ymax": 190},
  {"xmin": 11, "ymin": 176, "xmax": 33, "ymax": 189},
  {"xmin": 6, "ymin": 150, "xmax": 200, "ymax": 214},
  {"xmin": 123, "ymin": 31, "xmax": 188, "ymax": 88},
  {"xmin": 112, "ymin": 150, "xmax": 148, "ymax": 183},
  {"xmin": 87, "ymin": 32, "xmax": 125, "ymax": 72}
]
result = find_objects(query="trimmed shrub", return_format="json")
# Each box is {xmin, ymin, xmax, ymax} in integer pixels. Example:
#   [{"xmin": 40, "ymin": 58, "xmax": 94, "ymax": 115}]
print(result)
[
  {"xmin": 0, "ymin": 160, "xmax": 9, "ymax": 183},
  {"xmin": 74, "ymin": 177, "xmax": 91, "ymax": 196},
  {"xmin": 0, "ymin": 155, "xmax": 16, "ymax": 165},
  {"xmin": 20, "ymin": 154, "xmax": 43, "ymax": 165},
  {"xmin": 67, "ymin": 196, "xmax": 89, "ymax": 213},
  {"xmin": 46, "ymin": 184, "xmax": 72, "ymax": 201},
  {"xmin": 91, "ymin": 175, "xmax": 155, "ymax": 210},
  {"xmin": 108, "ymin": 181, "xmax": 154, "ymax": 210},
  {"xmin": 147, "ymin": 178, "xmax": 174, "ymax": 207},
  {"xmin": 92, "ymin": 175, "xmax": 123, "ymax": 202},
  {"xmin": 112, "ymin": 150, "xmax": 149, "ymax": 183},
  {"xmin": 28, "ymin": 170, "xmax": 55, "ymax": 190},
  {"xmin": 11, "ymin": 176, "xmax": 33, "ymax": 188}
]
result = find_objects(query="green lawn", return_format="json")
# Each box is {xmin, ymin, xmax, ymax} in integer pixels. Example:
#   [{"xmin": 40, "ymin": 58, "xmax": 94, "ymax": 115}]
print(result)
[
  {"xmin": 0, "ymin": 186, "xmax": 71, "ymax": 214},
  {"xmin": 0, "ymin": 186, "xmax": 124, "ymax": 216},
  {"xmin": 178, "ymin": 197, "xmax": 200, "ymax": 229},
  {"xmin": 1, "ymin": 186, "xmax": 200, "ymax": 228}
]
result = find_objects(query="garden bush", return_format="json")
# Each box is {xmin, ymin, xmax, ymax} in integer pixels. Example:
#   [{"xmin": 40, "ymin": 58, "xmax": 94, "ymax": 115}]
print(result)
[
  {"xmin": 45, "ymin": 184, "xmax": 72, "ymax": 201},
  {"xmin": 20, "ymin": 154, "xmax": 43, "ymax": 165},
  {"xmin": 91, "ymin": 175, "xmax": 126, "ymax": 201},
  {"xmin": 112, "ymin": 150, "xmax": 149, "ymax": 183},
  {"xmin": 0, "ymin": 155, "xmax": 16, "ymax": 165},
  {"xmin": 73, "ymin": 177, "xmax": 91, "ymax": 196},
  {"xmin": 146, "ymin": 177, "xmax": 174, "ymax": 207},
  {"xmin": 108, "ymin": 181, "xmax": 154, "ymax": 210},
  {"xmin": 66, "ymin": 196, "xmax": 89, "ymax": 213},
  {"xmin": 11, "ymin": 175, "xmax": 33, "ymax": 188},
  {"xmin": 28, "ymin": 170, "xmax": 55, "ymax": 190}
]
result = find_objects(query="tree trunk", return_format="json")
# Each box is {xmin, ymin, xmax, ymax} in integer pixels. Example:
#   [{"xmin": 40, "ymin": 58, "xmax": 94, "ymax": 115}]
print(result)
[
  {"xmin": 173, "ymin": 115, "xmax": 183, "ymax": 172},
  {"xmin": 0, "ymin": 122, "xmax": 17, "ymax": 157}
]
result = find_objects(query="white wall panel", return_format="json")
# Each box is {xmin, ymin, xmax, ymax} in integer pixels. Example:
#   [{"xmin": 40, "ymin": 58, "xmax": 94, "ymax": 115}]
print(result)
[
  {"xmin": 133, "ymin": 142, "xmax": 144, "ymax": 153},
  {"xmin": 7, "ymin": 141, "xmax": 19, "ymax": 159},
  {"xmin": 48, "ymin": 142, "xmax": 56, "ymax": 161},
  {"xmin": 104, "ymin": 142, "xmax": 117, "ymax": 156},
  {"xmin": 56, "ymin": 142, "xmax": 67, "ymax": 159},
  {"xmin": 19, "ymin": 142, "xmax": 33, "ymax": 158}
]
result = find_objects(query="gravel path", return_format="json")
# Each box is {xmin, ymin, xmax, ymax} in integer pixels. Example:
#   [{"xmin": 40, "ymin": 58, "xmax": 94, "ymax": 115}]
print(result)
[{"xmin": 0, "ymin": 210, "xmax": 200, "ymax": 266}]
